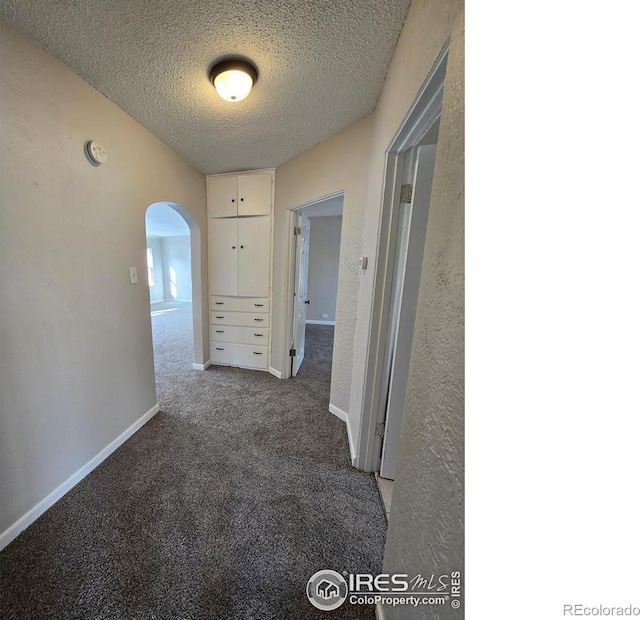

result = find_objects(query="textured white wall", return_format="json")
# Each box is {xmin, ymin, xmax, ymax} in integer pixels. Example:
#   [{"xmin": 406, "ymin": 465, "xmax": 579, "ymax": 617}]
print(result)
[
  {"xmin": 373, "ymin": 4, "xmax": 465, "ymax": 620},
  {"xmin": 0, "ymin": 19, "xmax": 208, "ymax": 533},
  {"xmin": 146, "ymin": 236, "xmax": 166, "ymax": 303},
  {"xmin": 272, "ymin": 115, "xmax": 373, "ymax": 413},
  {"xmin": 306, "ymin": 216, "xmax": 342, "ymax": 322},
  {"xmin": 161, "ymin": 236, "xmax": 192, "ymax": 302}
]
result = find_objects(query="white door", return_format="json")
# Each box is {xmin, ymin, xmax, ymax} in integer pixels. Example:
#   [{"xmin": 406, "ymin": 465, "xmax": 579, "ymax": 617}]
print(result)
[
  {"xmin": 237, "ymin": 174, "xmax": 272, "ymax": 216},
  {"xmin": 292, "ymin": 214, "xmax": 310, "ymax": 376},
  {"xmin": 209, "ymin": 218, "xmax": 238, "ymax": 296},
  {"xmin": 380, "ymin": 144, "xmax": 438, "ymax": 480},
  {"xmin": 238, "ymin": 216, "xmax": 271, "ymax": 297},
  {"xmin": 207, "ymin": 176, "xmax": 238, "ymax": 218}
]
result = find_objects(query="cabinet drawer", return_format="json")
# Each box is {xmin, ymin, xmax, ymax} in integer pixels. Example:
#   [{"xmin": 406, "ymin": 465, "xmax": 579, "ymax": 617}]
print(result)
[
  {"xmin": 211, "ymin": 311, "xmax": 270, "ymax": 327},
  {"xmin": 211, "ymin": 343, "xmax": 236, "ymax": 365},
  {"xmin": 210, "ymin": 342, "xmax": 269, "ymax": 370},
  {"xmin": 211, "ymin": 325, "xmax": 270, "ymax": 346},
  {"xmin": 235, "ymin": 343, "xmax": 269, "ymax": 369},
  {"xmin": 210, "ymin": 296, "xmax": 269, "ymax": 314}
]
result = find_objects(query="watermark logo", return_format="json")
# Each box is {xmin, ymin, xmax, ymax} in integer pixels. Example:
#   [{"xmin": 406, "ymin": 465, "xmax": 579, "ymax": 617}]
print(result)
[
  {"xmin": 307, "ymin": 569, "xmax": 463, "ymax": 611},
  {"xmin": 306, "ymin": 570, "xmax": 348, "ymax": 611}
]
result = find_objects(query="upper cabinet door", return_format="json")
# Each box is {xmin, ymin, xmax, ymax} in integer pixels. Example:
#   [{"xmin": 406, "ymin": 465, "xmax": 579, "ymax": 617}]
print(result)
[
  {"xmin": 208, "ymin": 218, "xmax": 238, "ymax": 296},
  {"xmin": 237, "ymin": 174, "xmax": 272, "ymax": 216},
  {"xmin": 238, "ymin": 216, "xmax": 271, "ymax": 297},
  {"xmin": 208, "ymin": 176, "xmax": 238, "ymax": 218}
]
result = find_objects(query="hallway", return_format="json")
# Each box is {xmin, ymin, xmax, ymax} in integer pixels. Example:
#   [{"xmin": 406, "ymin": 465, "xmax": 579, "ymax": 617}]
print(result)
[{"xmin": 0, "ymin": 303, "xmax": 387, "ymax": 620}]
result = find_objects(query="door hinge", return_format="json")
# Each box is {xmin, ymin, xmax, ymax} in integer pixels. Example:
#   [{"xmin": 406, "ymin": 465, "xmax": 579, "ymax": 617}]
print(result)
[
  {"xmin": 289, "ymin": 348, "xmax": 296, "ymax": 357},
  {"xmin": 294, "ymin": 225, "xmax": 302, "ymax": 236},
  {"xmin": 375, "ymin": 421, "xmax": 386, "ymax": 438},
  {"xmin": 400, "ymin": 184, "xmax": 413, "ymax": 204}
]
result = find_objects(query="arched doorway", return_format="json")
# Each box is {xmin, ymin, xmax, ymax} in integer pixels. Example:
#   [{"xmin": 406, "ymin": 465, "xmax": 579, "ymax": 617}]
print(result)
[{"xmin": 145, "ymin": 202, "xmax": 205, "ymax": 373}]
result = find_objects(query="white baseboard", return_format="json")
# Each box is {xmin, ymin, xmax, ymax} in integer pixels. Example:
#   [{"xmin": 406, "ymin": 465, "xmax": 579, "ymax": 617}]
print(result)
[
  {"xmin": 329, "ymin": 403, "xmax": 357, "ymax": 465},
  {"xmin": 329, "ymin": 403, "xmax": 348, "ymax": 423},
  {"xmin": 151, "ymin": 299, "xmax": 191, "ymax": 305},
  {"xmin": 192, "ymin": 360, "xmax": 211, "ymax": 371},
  {"xmin": 0, "ymin": 403, "xmax": 160, "ymax": 552},
  {"xmin": 268, "ymin": 366, "xmax": 282, "ymax": 379},
  {"xmin": 305, "ymin": 320, "xmax": 336, "ymax": 326}
]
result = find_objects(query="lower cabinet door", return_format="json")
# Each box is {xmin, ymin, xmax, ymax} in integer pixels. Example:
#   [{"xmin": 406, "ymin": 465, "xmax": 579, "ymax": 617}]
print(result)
[
  {"xmin": 209, "ymin": 219, "xmax": 239, "ymax": 296},
  {"xmin": 238, "ymin": 216, "xmax": 271, "ymax": 297}
]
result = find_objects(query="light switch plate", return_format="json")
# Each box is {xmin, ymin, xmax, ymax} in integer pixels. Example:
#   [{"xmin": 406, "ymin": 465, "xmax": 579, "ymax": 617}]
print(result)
[{"xmin": 129, "ymin": 267, "xmax": 138, "ymax": 284}]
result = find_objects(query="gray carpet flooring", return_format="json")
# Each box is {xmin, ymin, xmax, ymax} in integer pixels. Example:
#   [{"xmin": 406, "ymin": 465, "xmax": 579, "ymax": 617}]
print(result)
[{"xmin": 0, "ymin": 302, "xmax": 387, "ymax": 619}]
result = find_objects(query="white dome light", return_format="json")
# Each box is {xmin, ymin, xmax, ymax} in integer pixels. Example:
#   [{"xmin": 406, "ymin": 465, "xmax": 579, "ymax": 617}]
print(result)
[{"xmin": 210, "ymin": 60, "xmax": 258, "ymax": 103}]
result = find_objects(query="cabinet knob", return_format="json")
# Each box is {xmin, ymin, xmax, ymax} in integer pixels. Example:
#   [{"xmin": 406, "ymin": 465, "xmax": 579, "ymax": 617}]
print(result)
[
  {"xmin": 216, "ymin": 347, "xmax": 224, "ymax": 351},
  {"xmin": 240, "ymin": 245, "xmax": 244, "ymax": 249},
  {"xmin": 253, "ymin": 351, "xmax": 262, "ymax": 355},
  {"xmin": 254, "ymin": 333, "xmax": 264, "ymax": 337},
  {"xmin": 232, "ymin": 246, "xmax": 236, "ymax": 249},
  {"xmin": 240, "ymin": 198, "xmax": 244, "ymax": 202},
  {"xmin": 254, "ymin": 318, "xmax": 264, "ymax": 322},
  {"xmin": 216, "ymin": 316, "xmax": 224, "ymax": 319},
  {"xmin": 231, "ymin": 199, "xmax": 235, "ymax": 203}
]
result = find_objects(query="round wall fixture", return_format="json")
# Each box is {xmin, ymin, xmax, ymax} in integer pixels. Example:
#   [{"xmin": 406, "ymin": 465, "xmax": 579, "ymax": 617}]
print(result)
[
  {"xmin": 210, "ymin": 59, "xmax": 258, "ymax": 103},
  {"xmin": 85, "ymin": 140, "xmax": 107, "ymax": 165}
]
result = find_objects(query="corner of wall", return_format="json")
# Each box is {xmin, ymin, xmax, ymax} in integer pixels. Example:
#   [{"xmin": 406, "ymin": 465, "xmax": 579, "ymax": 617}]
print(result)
[{"xmin": 329, "ymin": 403, "xmax": 358, "ymax": 465}]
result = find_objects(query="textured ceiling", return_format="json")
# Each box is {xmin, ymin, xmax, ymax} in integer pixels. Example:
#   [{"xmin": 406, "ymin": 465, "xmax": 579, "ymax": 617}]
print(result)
[{"xmin": 0, "ymin": 0, "xmax": 410, "ymax": 175}]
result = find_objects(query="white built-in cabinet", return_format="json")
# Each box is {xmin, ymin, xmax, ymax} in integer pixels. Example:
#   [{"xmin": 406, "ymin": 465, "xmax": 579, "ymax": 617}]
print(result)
[
  {"xmin": 207, "ymin": 173, "xmax": 272, "ymax": 217},
  {"xmin": 208, "ymin": 217, "xmax": 271, "ymax": 297},
  {"xmin": 207, "ymin": 170, "xmax": 274, "ymax": 372}
]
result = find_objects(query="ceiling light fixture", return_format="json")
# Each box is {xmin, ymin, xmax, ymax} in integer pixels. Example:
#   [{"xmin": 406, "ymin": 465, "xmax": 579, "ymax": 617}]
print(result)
[{"xmin": 210, "ymin": 59, "xmax": 258, "ymax": 103}]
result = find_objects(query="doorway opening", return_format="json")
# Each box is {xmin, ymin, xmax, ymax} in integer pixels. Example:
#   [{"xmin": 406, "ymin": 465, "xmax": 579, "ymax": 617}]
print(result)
[
  {"xmin": 145, "ymin": 202, "xmax": 201, "ymax": 383},
  {"xmin": 356, "ymin": 44, "xmax": 449, "ymax": 513},
  {"xmin": 286, "ymin": 193, "xmax": 344, "ymax": 379}
]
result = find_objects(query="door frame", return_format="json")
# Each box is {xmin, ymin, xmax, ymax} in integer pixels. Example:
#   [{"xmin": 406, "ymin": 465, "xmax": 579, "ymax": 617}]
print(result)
[
  {"xmin": 282, "ymin": 191, "xmax": 345, "ymax": 379},
  {"xmin": 355, "ymin": 42, "xmax": 449, "ymax": 472},
  {"xmin": 379, "ymin": 143, "xmax": 439, "ymax": 479},
  {"xmin": 145, "ymin": 201, "xmax": 208, "ymax": 371}
]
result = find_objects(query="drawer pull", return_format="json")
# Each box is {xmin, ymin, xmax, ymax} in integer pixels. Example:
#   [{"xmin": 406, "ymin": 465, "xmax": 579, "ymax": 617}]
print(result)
[
  {"xmin": 215, "ymin": 347, "xmax": 225, "ymax": 351},
  {"xmin": 215, "ymin": 302, "xmax": 224, "ymax": 305},
  {"xmin": 253, "ymin": 352, "xmax": 263, "ymax": 355},
  {"xmin": 215, "ymin": 330, "xmax": 224, "ymax": 333},
  {"xmin": 254, "ymin": 333, "xmax": 264, "ymax": 337},
  {"xmin": 254, "ymin": 303, "xmax": 264, "ymax": 307},
  {"xmin": 254, "ymin": 318, "xmax": 264, "ymax": 322},
  {"xmin": 215, "ymin": 315, "xmax": 224, "ymax": 319}
]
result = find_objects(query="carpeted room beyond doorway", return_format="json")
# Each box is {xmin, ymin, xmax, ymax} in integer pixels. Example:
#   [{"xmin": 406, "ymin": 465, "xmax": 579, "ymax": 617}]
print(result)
[{"xmin": 0, "ymin": 302, "xmax": 387, "ymax": 619}]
